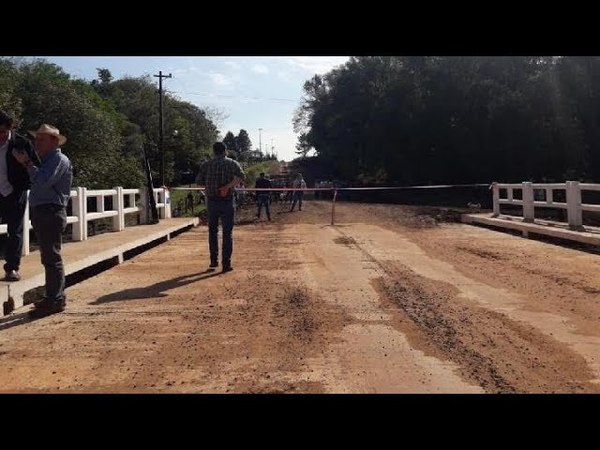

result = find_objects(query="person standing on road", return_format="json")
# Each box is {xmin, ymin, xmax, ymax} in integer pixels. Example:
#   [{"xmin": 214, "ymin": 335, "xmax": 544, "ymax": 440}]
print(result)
[
  {"xmin": 195, "ymin": 142, "xmax": 245, "ymax": 272},
  {"xmin": 255, "ymin": 172, "xmax": 272, "ymax": 221},
  {"xmin": 290, "ymin": 173, "xmax": 307, "ymax": 212},
  {"xmin": 0, "ymin": 110, "xmax": 40, "ymax": 282},
  {"xmin": 13, "ymin": 124, "xmax": 73, "ymax": 318}
]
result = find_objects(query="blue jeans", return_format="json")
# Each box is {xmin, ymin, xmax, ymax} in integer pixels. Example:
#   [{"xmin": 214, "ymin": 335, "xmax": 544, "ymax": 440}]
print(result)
[
  {"xmin": 290, "ymin": 191, "xmax": 304, "ymax": 211},
  {"xmin": 257, "ymin": 194, "xmax": 270, "ymax": 220},
  {"xmin": 207, "ymin": 198, "xmax": 235, "ymax": 266},
  {"xmin": 0, "ymin": 190, "xmax": 27, "ymax": 272}
]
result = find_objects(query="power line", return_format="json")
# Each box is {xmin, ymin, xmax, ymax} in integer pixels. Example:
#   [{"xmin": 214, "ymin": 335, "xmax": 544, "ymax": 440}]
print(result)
[{"xmin": 169, "ymin": 90, "xmax": 297, "ymax": 103}]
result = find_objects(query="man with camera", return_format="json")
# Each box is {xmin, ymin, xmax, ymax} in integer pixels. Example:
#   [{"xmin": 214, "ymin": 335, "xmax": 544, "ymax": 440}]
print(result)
[{"xmin": 0, "ymin": 110, "xmax": 40, "ymax": 282}]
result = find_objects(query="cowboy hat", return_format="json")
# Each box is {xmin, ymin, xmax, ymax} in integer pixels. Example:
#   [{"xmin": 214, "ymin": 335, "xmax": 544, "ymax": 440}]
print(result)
[{"xmin": 28, "ymin": 124, "xmax": 67, "ymax": 146}]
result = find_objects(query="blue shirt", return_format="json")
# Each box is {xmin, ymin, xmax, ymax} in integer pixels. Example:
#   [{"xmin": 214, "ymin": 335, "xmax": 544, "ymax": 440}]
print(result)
[{"xmin": 26, "ymin": 149, "xmax": 73, "ymax": 208}]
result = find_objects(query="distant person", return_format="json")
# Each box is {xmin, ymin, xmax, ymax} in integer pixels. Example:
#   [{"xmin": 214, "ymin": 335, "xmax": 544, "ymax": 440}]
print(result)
[
  {"xmin": 13, "ymin": 124, "xmax": 73, "ymax": 318},
  {"xmin": 195, "ymin": 142, "xmax": 245, "ymax": 272},
  {"xmin": 284, "ymin": 182, "xmax": 293, "ymax": 204},
  {"xmin": 255, "ymin": 172, "xmax": 272, "ymax": 221},
  {"xmin": 0, "ymin": 110, "xmax": 40, "ymax": 282},
  {"xmin": 186, "ymin": 191, "xmax": 194, "ymax": 213},
  {"xmin": 290, "ymin": 173, "xmax": 307, "ymax": 212}
]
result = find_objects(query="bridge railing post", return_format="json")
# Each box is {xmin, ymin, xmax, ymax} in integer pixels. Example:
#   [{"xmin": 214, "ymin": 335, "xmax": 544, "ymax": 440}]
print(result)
[
  {"xmin": 163, "ymin": 187, "xmax": 171, "ymax": 219},
  {"xmin": 492, "ymin": 182, "xmax": 500, "ymax": 217},
  {"xmin": 72, "ymin": 187, "xmax": 85, "ymax": 241},
  {"xmin": 21, "ymin": 190, "xmax": 30, "ymax": 256},
  {"xmin": 82, "ymin": 187, "xmax": 88, "ymax": 240},
  {"xmin": 139, "ymin": 187, "xmax": 149, "ymax": 224},
  {"xmin": 566, "ymin": 180, "xmax": 583, "ymax": 230},
  {"xmin": 112, "ymin": 187, "xmax": 124, "ymax": 231},
  {"xmin": 522, "ymin": 181, "xmax": 534, "ymax": 223}
]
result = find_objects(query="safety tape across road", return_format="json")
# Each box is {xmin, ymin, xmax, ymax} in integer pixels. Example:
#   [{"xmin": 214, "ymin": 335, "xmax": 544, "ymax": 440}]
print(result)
[{"xmin": 171, "ymin": 183, "xmax": 490, "ymax": 192}]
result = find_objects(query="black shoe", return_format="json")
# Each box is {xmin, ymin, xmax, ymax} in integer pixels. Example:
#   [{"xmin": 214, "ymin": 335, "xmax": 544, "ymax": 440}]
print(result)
[
  {"xmin": 222, "ymin": 265, "xmax": 233, "ymax": 273},
  {"xmin": 29, "ymin": 299, "xmax": 65, "ymax": 318},
  {"xmin": 209, "ymin": 261, "xmax": 218, "ymax": 268},
  {"xmin": 4, "ymin": 270, "xmax": 21, "ymax": 281}
]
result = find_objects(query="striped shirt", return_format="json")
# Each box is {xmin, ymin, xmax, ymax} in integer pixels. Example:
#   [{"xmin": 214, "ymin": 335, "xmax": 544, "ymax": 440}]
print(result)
[{"xmin": 195, "ymin": 155, "xmax": 245, "ymax": 198}]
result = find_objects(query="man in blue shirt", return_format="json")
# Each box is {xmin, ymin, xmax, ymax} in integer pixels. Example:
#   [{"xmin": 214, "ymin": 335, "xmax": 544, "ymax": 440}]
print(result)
[{"xmin": 13, "ymin": 124, "xmax": 73, "ymax": 318}]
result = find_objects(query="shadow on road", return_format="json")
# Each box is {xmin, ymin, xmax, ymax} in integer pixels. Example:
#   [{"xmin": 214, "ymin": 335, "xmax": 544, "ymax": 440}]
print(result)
[{"xmin": 91, "ymin": 269, "xmax": 227, "ymax": 305}]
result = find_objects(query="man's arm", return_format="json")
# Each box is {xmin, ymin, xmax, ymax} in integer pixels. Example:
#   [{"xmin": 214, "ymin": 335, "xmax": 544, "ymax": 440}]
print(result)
[
  {"xmin": 26, "ymin": 154, "xmax": 69, "ymax": 188},
  {"xmin": 218, "ymin": 175, "xmax": 242, "ymax": 197},
  {"xmin": 23, "ymin": 136, "xmax": 41, "ymax": 166},
  {"xmin": 13, "ymin": 150, "xmax": 67, "ymax": 187}
]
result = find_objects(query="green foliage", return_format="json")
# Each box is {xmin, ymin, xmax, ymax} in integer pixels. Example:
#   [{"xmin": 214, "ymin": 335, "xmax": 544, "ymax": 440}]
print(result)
[
  {"xmin": 244, "ymin": 160, "xmax": 281, "ymax": 187},
  {"xmin": 223, "ymin": 131, "xmax": 239, "ymax": 159},
  {"xmin": 235, "ymin": 129, "xmax": 252, "ymax": 158},
  {"xmin": 295, "ymin": 56, "xmax": 600, "ymax": 185},
  {"xmin": 0, "ymin": 58, "xmax": 219, "ymax": 189}
]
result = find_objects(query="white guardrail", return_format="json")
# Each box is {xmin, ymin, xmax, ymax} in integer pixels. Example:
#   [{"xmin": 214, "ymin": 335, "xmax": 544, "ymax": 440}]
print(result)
[
  {"xmin": 491, "ymin": 181, "xmax": 600, "ymax": 230},
  {"xmin": 0, "ymin": 187, "xmax": 171, "ymax": 256}
]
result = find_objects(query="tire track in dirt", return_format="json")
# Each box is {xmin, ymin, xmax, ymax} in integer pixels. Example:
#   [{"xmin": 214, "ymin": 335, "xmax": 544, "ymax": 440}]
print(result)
[
  {"xmin": 375, "ymin": 265, "xmax": 599, "ymax": 393},
  {"xmin": 332, "ymin": 225, "xmax": 600, "ymax": 393}
]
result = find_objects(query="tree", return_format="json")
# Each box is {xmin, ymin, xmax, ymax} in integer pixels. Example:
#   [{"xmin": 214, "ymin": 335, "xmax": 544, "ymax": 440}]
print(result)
[
  {"xmin": 0, "ymin": 57, "xmax": 219, "ymax": 188},
  {"xmin": 223, "ymin": 131, "xmax": 238, "ymax": 154},
  {"xmin": 235, "ymin": 129, "xmax": 252, "ymax": 157},
  {"xmin": 294, "ymin": 56, "xmax": 600, "ymax": 185}
]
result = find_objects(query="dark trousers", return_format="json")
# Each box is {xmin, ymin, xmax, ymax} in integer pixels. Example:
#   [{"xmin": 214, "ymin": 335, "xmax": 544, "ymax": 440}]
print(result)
[
  {"xmin": 207, "ymin": 198, "xmax": 234, "ymax": 266},
  {"xmin": 0, "ymin": 190, "xmax": 27, "ymax": 272},
  {"xmin": 291, "ymin": 191, "xmax": 304, "ymax": 211},
  {"xmin": 257, "ymin": 194, "xmax": 271, "ymax": 220},
  {"xmin": 31, "ymin": 204, "xmax": 67, "ymax": 302}
]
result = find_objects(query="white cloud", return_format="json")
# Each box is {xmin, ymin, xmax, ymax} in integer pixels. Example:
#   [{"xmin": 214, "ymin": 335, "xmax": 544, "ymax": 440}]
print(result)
[
  {"xmin": 208, "ymin": 72, "xmax": 234, "ymax": 87},
  {"xmin": 225, "ymin": 61, "xmax": 241, "ymax": 70},
  {"xmin": 251, "ymin": 64, "xmax": 269, "ymax": 74},
  {"xmin": 276, "ymin": 70, "xmax": 294, "ymax": 82},
  {"xmin": 286, "ymin": 57, "xmax": 350, "ymax": 75}
]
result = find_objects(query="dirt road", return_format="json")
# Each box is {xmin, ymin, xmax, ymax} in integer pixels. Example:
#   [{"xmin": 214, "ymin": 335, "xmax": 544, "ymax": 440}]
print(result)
[{"xmin": 1, "ymin": 201, "xmax": 599, "ymax": 393}]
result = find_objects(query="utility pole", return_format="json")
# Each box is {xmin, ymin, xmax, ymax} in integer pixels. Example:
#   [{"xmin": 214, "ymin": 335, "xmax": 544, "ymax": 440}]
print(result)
[
  {"xmin": 154, "ymin": 70, "xmax": 172, "ymax": 187},
  {"xmin": 258, "ymin": 128, "xmax": 263, "ymax": 155}
]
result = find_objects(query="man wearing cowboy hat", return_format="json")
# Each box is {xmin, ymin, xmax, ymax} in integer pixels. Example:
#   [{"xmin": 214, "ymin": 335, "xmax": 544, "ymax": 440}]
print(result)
[
  {"xmin": 0, "ymin": 110, "xmax": 40, "ymax": 282},
  {"xmin": 13, "ymin": 123, "xmax": 73, "ymax": 318}
]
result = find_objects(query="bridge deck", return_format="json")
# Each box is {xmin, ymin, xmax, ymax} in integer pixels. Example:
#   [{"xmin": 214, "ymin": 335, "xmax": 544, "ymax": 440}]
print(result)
[
  {"xmin": 1, "ymin": 218, "xmax": 198, "ymax": 315},
  {"xmin": 462, "ymin": 213, "xmax": 600, "ymax": 246}
]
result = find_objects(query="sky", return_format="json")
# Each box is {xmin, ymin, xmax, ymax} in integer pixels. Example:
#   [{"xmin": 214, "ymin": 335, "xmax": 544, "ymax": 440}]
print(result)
[{"xmin": 39, "ymin": 56, "xmax": 350, "ymax": 161}]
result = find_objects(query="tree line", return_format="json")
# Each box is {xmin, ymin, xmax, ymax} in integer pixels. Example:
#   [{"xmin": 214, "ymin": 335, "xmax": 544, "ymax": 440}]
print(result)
[
  {"xmin": 0, "ymin": 58, "xmax": 219, "ymax": 188},
  {"xmin": 293, "ymin": 56, "xmax": 600, "ymax": 186},
  {"xmin": 222, "ymin": 130, "xmax": 277, "ymax": 165}
]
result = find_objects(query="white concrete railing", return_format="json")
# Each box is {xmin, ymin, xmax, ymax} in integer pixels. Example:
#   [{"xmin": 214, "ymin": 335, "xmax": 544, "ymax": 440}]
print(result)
[
  {"xmin": 491, "ymin": 181, "xmax": 600, "ymax": 230},
  {"xmin": 0, "ymin": 187, "xmax": 171, "ymax": 256}
]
